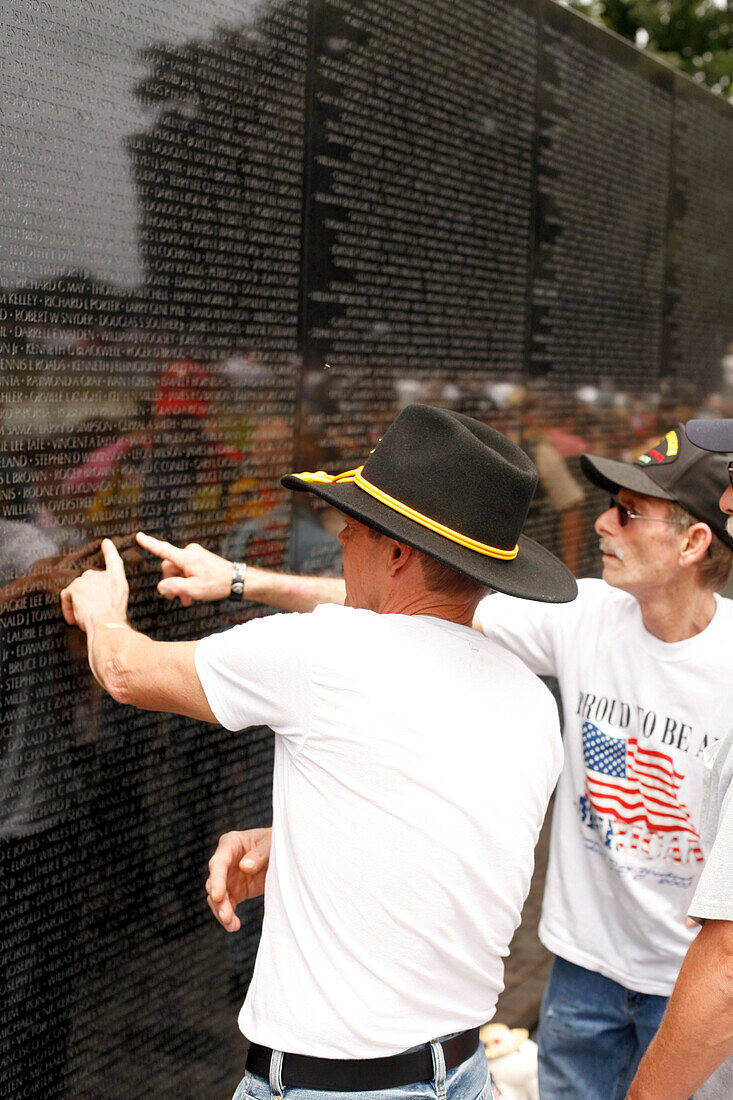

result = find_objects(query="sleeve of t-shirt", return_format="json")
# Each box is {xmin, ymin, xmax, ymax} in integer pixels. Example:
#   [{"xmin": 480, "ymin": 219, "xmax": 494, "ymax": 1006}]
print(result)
[
  {"xmin": 194, "ymin": 612, "xmax": 313, "ymax": 748},
  {"xmin": 689, "ymin": 784, "xmax": 733, "ymax": 923},
  {"xmin": 475, "ymin": 591, "xmax": 567, "ymax": 678}
]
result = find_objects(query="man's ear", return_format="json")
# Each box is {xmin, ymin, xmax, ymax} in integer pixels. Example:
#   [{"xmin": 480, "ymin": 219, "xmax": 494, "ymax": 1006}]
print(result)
[
  {"xmin": 679, "ymin": 522, "xmax": 712, "ymax": 569},
  {"xmin": 386, "ymin": 540, "xmax": 413, "ymax": 576}
]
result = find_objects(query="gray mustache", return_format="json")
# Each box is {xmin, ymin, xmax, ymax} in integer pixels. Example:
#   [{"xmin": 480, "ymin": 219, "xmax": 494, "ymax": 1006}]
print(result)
[{"xmin": 599, "ymin": 539, "xmax": 625, "ymax": 562}]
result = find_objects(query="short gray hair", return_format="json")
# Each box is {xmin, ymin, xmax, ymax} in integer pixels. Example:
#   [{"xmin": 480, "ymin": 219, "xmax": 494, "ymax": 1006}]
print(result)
[{"xmin": 666, "ymin": 502, "xmax": 733, "ymax": 592}]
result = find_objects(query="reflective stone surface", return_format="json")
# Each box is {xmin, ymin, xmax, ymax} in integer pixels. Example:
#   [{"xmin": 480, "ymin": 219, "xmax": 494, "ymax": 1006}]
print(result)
[{"xmin": 0, "ymin": 1, "xmax": 731, "ymax": 1094}]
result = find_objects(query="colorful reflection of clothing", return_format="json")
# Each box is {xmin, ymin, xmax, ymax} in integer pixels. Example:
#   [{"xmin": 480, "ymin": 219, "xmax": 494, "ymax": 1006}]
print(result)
[{"xmin": 0, "ymin": 522, "xmax": 79, "ymax": 1099}]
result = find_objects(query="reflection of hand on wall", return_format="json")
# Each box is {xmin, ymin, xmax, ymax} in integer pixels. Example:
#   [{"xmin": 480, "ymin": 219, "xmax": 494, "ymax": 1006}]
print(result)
[{"xmin": 0, "ymin": 532, "xmax": 141, "ymax": 606}]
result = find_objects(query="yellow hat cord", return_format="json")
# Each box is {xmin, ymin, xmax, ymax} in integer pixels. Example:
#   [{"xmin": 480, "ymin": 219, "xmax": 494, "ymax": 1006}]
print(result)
[{"xmin": 291, "ymin": 465, "xmax": 519, "ymax": 561}]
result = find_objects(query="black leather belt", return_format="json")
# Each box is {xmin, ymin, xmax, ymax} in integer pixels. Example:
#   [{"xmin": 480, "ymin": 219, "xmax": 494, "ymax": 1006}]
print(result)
[{"xmin": 245, "ymin": 1027, "xmax": 481, "ymax": 1091}]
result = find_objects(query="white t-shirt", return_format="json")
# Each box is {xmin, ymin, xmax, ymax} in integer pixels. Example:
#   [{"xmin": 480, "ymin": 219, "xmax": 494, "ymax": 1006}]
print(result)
[
  {"xmin": 689, "ymin": 730, "xmax": 733, "ymax": 1100},
  {"xmin": 195, "ymin": 603, "xmax": 562, "ymax": 1057},
  {"xmin": 477, "ymin": 578, "xmax": 733, "ymax": 996}
]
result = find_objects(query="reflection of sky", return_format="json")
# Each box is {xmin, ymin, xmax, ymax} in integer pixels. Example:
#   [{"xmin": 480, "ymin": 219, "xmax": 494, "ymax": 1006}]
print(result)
[{"xmin": 0, "ymin": 0, "xmax": 266, "ymax": 289}]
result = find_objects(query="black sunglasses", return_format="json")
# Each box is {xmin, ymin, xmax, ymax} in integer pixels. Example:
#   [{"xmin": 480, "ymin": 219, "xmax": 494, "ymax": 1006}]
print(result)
[
  {"xmin": 608, "ymin": 498, "xmax": 690, "ymax": 528},
  {"xmin": 728, "ymin": 459, "xmax": 733, "ymax": 491}
]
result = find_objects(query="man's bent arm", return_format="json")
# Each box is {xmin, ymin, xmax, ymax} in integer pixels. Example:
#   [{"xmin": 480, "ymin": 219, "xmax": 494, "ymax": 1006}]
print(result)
[
  {"xmin": 90, "ymin": 627, "xmax": 216, "ymax": 722},
  {"xmin": 136, "ymin": 531, "xmax": 346, "ymax": 613},
  {"xmin": 60, "ymin": 538, "xmax": 217, "ymax": 723},
  {"xmin": 626, "ymin": 919, "xmax": 733, "ymax": 1100}
]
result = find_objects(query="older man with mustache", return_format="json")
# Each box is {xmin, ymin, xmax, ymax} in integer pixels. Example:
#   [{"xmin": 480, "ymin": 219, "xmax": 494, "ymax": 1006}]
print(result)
[
  {"xmin": 625, "ymin": 417, "xmax": 733, "ymax": 1100},
  {"xmin": 474, "ymin": 425, "xmax": 733, "ymax": 1099}
]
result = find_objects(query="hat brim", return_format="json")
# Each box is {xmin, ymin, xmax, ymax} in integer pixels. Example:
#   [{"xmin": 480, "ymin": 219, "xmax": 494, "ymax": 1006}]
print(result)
[
  {"xmin": 282, "ymin": 475, "xmax": 578, "ymax": 604},
  {"xmin": 580, "ymin": 454, "xmax": 676, "ymax": 501},
  {"xmin": 685, "ymin": 419, "xmax": 733, "ymax": 453}
]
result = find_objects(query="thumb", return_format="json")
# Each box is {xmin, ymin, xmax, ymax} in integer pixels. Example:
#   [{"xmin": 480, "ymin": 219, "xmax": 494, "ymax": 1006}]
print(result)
[
  {"xmin": 60, "ymin": 585, "xmax": 77, "ymax": 626},
  {"xmin": 240, "ymin": 838, "xmax": 269, "ymax": 872}
]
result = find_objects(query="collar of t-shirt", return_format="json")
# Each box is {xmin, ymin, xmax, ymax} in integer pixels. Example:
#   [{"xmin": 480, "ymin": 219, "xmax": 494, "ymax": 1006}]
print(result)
[{"xmin": 632, "ymin": 592, "xmax": 727, "ymax": 663}]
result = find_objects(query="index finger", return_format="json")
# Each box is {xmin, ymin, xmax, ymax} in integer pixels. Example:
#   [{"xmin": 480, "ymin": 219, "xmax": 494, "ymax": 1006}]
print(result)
[
  {"xmin": 101, "ymin": 538, "xmax": 127, "ymax": 585},
  {"xmin": 136, "ymin": 531, "xmax": 187, "ymax": 568}
]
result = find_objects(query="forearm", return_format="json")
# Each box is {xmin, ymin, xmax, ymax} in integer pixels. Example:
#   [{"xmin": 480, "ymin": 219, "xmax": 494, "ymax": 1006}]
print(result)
[
  {"xmin": 86, "ymin": 620, "xmax": 215, "ymax": 721},
  {"xmin": 61, "ymin": 538, "xmax": 215, "ymax": 722},
  {"xmin": 243, "ymin": 565, "xmax": 345, "ymax": 612},
  {"xmin": 85, "ymin": 615, "xmax": 141, "ymax": 699},
  {"xmin": 136, "ymin": 533, "xmax": 345, "ymax": 611},
  {"xmin": 626, "ymin": 920, "xmax": 733, "ymax": 1100}
]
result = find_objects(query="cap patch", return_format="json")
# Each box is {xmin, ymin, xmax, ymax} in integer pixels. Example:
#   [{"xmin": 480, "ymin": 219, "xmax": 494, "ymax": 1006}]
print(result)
[{"xmin": 635, "ymin": 430, "xmax": 679, "ymax": 467}]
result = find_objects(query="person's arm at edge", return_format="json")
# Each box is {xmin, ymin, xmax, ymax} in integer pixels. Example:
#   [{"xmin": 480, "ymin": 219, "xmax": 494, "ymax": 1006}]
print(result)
[
  {"xmin": 61, "ymin": 539, "xmax": 217, "ymax": 723},
  {"xmin": 136, "ymin": 531, "xmax": 346, "ymax": 613},
  {"xmin": 625, "ymin": 918, "xmax": 733, "ymax": 1100}
]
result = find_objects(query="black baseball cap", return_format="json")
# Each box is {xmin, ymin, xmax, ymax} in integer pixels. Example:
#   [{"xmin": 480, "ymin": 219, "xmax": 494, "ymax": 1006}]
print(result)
[
  {"xmin": 580, "ymin": 424, "xmax": 733, "ymax": 550},
  {"xmin": 685, "ymin": 419, "xmax": 733, "ymax": 454}
]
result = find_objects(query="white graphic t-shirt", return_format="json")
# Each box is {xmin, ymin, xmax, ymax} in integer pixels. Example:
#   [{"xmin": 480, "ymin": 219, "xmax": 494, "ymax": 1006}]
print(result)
[{"xmin": 477, "ymin": 579, "xmax": 733, "ymax": 995}]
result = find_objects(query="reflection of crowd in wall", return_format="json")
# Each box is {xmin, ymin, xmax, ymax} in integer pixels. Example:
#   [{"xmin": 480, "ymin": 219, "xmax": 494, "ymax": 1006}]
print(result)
[{"xmin": 3, "ymin": 352, "xmax": 733, "ymax": 1095}]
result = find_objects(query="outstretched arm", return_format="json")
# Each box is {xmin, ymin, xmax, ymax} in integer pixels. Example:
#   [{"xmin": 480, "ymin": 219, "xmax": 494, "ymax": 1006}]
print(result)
[
  {"xmin": 626, "ymin": 919, "xmax": 733, "ymax": 1100},
  {"xmin": 136, "ymin": 531, "xmax": 346, "ymax": 613},
  {"xmin": 206, "ymin": 827, "xmax": 272, "ymax": 931},
  {"xmin": 60, "ymin": 539, "xmax": 216, "ymax": 722}
]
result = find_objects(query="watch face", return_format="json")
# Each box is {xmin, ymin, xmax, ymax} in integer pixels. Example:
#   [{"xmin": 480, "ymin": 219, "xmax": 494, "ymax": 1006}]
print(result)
[{"xmin": 231, "ymin": 561, "xmax": 247, "ymax": 599}]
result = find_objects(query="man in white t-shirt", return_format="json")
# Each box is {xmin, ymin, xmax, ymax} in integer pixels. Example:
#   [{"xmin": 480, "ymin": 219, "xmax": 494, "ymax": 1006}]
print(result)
[
  {"xmin": 626, "ymin": 417, "xmax": 733, "ymax": 1100},
  {"xmin": 187, "ymin": 423, "xmax": 733, "ymax": 1100},
  {"xmin": 474, "ymin": 425, "xmax": 733, "ymax": 1100},
  {"xmin": 59, "ymin": 404, "xmax": 576, "ymax": 1100}
]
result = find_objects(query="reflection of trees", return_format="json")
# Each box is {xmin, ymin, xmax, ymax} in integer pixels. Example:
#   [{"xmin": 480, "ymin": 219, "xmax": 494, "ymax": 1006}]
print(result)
[
  {"xmin": 127, "ymin": 4, "xmax": 307, "ymax": 351},
  {"xmin": 570, "ymin": 1, "xmax": 733, "ymax": 99}
]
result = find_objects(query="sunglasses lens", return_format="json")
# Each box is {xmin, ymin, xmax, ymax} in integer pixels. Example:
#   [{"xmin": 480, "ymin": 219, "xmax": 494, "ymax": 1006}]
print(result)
[{"xmin": 611, "ymin": 499, "xmax": 628, "ymax": 526}]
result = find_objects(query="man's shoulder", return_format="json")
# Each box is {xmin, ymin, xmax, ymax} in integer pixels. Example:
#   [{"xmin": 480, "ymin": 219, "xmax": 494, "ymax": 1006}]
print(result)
[
  {"xmin": 712, "ymin": 592, "xmax": 733, "ymax": 623},
  {"xmin": 703, "ymin": 727, "xmax": 733, "ymax": 790},
  {"xmin": 575, "ymin": 577, "xmax": 627, "ymax": 605},
  {"xmin": 482, "ymin": 577, "xmax": 626, "ymax": 624}
]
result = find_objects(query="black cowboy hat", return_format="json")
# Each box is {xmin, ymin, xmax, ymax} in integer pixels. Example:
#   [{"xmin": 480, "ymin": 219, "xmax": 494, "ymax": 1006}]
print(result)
[{"xmin": 282, "ymin": 403, "xmax": 577, "ymax": 603}]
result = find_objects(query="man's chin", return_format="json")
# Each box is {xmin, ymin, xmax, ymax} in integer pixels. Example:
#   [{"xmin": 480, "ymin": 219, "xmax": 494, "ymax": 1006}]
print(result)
[{"xmin": 601, "ymin": 558, "xmax": 626, "ymax": 588}]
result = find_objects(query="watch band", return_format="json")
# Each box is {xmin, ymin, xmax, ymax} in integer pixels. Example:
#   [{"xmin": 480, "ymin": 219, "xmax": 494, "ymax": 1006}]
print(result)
[{"xmin": 230, "ymin": 561, "xmax": 247, "ymax": 600}]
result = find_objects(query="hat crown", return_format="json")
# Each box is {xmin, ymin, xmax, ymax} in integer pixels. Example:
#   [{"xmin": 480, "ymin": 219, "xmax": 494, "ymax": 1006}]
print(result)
[{"xmin": 362, "ymin": 405, "xmax": 538, "ymax": 551}]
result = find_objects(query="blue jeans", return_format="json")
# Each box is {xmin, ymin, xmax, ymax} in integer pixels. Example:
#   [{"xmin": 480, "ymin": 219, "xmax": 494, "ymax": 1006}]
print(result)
[
  {"xmin": 537, "ymin": 956, "xmax": 668, "ymax": 1100},
  {"xmin": 232, "ymin": 1040, "xmax": 494, "ymax": 1100}
]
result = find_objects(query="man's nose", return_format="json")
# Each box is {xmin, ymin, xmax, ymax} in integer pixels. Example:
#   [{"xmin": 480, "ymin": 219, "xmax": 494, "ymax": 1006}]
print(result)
[
  {"xmin": 719, "ymin": 485, "xmax": 733, "ymax": 516},
  {"xmin": 595, "ymin": 502, "xmax": 619, "ymax": 537}
]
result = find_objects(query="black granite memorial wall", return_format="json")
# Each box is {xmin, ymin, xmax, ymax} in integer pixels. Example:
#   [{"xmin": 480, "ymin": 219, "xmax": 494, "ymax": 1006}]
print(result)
[{"xmin": 1, "ymin": 0, "xmax": 731, "ymax": 1095}]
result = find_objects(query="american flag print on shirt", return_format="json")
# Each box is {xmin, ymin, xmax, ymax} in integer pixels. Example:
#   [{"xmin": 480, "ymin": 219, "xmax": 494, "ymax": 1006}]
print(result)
[{"xmin": 581, "ymin": 720, "xmax": 701, "ymax": 839}]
